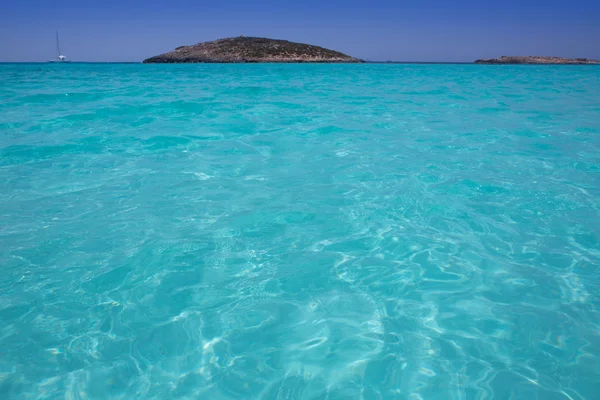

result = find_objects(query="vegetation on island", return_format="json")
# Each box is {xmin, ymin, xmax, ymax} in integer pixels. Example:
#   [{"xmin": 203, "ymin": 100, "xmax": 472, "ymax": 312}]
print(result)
[{"xmin": 143, "ymin": 37, "xmax": 363, "ymax": 63}]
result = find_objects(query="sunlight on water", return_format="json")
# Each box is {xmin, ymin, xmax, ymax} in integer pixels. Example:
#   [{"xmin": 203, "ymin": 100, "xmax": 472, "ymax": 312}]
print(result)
[{"xmin": 1, "ymin": 63, "xmax": 599, "ymax": 399}]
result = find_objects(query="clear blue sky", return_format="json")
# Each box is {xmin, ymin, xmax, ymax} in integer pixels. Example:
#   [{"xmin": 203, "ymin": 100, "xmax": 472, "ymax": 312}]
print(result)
[{"xmin": 2, "ymin": 0, "xmax": 599, "ymax": 62}]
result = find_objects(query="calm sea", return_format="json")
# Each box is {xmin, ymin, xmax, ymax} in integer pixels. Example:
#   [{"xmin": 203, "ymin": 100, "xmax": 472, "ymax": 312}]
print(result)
[{"xmin": 1, "ymin": 63, "xmax": 599, "ymax": 399}]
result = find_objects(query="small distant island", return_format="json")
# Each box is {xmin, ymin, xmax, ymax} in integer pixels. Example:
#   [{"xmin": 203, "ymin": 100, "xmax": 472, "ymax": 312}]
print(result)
[
  {"xmin": 143, "ymin": 37, "xmax": 363, "ymax": 63},
  {"xmin": 475, "ymin": 56, "xmax": 600, "ymax": 65}
]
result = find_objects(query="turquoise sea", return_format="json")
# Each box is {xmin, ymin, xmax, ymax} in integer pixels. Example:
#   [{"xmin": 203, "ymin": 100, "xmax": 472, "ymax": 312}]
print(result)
[{"xmin": 1, "ymin": 63, "xmax": 600, "ymax": 399}]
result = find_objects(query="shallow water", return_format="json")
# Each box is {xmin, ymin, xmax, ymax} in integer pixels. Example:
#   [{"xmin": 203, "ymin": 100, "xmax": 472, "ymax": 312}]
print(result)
[{"xmin": 1, "ymin": 63, "xmax": 599, "ymax": 399}]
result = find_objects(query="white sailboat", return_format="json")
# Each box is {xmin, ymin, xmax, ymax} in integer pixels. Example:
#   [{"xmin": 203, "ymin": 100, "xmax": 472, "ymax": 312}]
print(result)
[{"xmin": 49, "ymin": 31, "xmax": 70, "ymax": 62}]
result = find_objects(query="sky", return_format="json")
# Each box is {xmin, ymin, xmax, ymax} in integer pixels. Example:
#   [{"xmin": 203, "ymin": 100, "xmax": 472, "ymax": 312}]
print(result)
[{"xmin": 1, "ymin": 0, "xmax": 599, "ymax": 62}]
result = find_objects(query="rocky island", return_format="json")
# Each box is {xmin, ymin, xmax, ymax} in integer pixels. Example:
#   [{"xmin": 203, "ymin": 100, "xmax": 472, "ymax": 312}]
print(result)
[
  {"xmin": 475, "ymin": 56, "xmax": 600, "ymax": 65},
  {"xmin": 143, "ymin": 37, "xmax": 363, "ymax": 63}
]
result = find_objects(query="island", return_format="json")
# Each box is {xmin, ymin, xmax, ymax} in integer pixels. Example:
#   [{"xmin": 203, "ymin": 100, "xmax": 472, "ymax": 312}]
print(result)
[
  {"xmin": 475, "ymin": 56, "xmax": 600, "ymax": 65},
  {"xmin": 143, "ymin": 37, "xmax": 363, "ymax": 63}
]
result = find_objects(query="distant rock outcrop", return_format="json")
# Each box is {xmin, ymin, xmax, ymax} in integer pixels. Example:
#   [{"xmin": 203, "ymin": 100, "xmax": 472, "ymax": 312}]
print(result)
[
  {"xmin": 143, "ymin": 37, "xmax": 363, "ymax": 63},
  {"xmin": 475, "ymin": 56, "xmax": 600, "ymax": 65}
]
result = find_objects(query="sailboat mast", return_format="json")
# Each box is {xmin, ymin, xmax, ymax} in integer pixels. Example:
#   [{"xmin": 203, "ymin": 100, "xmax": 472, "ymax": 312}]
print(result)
[{"xmin": 56, "ymin": 31, "xmax": 61, "ymax": 56}]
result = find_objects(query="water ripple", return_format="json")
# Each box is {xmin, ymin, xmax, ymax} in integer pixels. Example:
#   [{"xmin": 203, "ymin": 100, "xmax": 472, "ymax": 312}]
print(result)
[{"xmin": 0, "ymin": 63, "xmax": 599, "ymax": 399}]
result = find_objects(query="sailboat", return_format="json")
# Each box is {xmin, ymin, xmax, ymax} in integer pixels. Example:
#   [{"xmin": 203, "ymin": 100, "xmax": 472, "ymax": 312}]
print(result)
[{"xmin": 49, "ymin": 31, "xmax": 70, "ymax": 62}]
